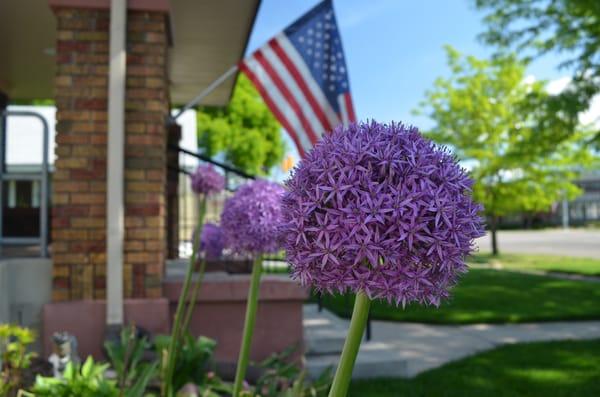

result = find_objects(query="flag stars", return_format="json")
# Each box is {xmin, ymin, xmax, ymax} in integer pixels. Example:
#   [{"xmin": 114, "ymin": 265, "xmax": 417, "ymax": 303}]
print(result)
[{"xmin": 280, "ymin": 2, "xmax": 350, "ymax": 109}]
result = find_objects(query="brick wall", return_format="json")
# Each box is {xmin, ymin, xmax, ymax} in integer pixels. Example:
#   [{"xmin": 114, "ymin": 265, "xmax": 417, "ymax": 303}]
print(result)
[
  {"xmin": 51, "ymin": 8, "xmax": 170, "ymax": 301},
  {"xmin": 124, "ymin": 12, "xmax": 170, "ymax": 298}
]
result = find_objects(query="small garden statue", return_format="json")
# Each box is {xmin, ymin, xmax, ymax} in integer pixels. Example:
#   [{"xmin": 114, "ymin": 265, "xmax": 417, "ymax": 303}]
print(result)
[{"xmin": 48, "ymin": 332, "xmax": 80, "ymax": 377}]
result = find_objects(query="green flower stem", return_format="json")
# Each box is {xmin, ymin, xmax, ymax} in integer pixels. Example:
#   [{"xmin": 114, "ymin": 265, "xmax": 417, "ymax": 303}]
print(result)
[
  {"xmin": 163, "ymin": 195, "xmax": 207, "ymax": 397},
  {"xmin": 328, "ymin": 291, "xmax": 371, "ymax": 397},
  {"xmin": 232, "ymin": 256, "xmax": 263, "ymax": 396},
  {"xmin": 181, "ymin": 257, "xmax": 207, "ymax": 334}
]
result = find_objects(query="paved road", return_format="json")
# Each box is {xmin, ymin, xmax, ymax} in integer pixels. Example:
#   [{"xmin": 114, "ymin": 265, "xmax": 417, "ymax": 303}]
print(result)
[{"xmin": 476, "ymin": 229, "xmax": 600, "ymax": 258}]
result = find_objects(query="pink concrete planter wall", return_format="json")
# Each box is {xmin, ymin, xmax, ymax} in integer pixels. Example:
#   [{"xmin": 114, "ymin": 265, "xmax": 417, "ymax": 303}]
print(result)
[
  {"xmin": 42, "ymin": 298, "xmax": 170, "ymax": 359},
  {"xmin": 164, "ymin": 273, "xmax": 307, "ymax": 369}
]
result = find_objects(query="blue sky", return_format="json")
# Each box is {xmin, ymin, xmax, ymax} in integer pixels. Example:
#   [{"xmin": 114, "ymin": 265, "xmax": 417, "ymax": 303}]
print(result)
[{"xmin": 247, "ymin": 0, "xmax": 565, "ymax": 133}]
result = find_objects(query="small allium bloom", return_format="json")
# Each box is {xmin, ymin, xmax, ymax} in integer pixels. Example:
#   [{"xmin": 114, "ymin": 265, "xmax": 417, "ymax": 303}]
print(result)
[
  {"xmin": 190, "ymin": 164, "xmax": 225, "ymax": 195},
  {"xmin": 221, "ymin": 180, "xmax": 285, "ymax": 255},
  {"xmin": 199, "ymin": 223, "xmax": 225, "ymax": 259},
  {"xmin": 281, "ymin": 121, "xmax": 485, "ymax": 306}
]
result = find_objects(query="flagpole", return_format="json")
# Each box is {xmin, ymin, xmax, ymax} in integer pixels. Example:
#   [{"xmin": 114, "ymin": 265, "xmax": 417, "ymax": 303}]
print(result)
[{"xmin": 171, "ymin": 65, "xmax": 239, "ymax": 120}]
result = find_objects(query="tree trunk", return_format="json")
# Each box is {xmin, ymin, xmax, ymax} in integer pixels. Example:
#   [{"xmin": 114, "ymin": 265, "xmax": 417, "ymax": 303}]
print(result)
[{"xmin": 490, "ymin": 215, "xmax": 499, "ymax": 256}]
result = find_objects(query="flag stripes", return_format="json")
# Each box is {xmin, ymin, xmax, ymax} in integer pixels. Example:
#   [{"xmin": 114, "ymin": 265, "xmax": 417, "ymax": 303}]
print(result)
[{"xmin": 240, "ymin": 0, "xmax": 355, "ymax": 156}]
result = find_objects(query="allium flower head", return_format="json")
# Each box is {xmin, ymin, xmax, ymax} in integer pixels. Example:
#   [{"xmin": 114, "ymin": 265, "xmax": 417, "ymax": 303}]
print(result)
[
  {"xmin": 190, "ymin": 164, "xmax": 225, "ymax": 195},
  {"xmin": 199, "ymin": 223, "xmax": 225, "ymax": 259},
  {"xmin": 281, "ymin": 121, "xmax": 485, "ymax": 307},
  {"xmin": 221, "ymin": 180, "xmax": 285, "ymax": 255}
]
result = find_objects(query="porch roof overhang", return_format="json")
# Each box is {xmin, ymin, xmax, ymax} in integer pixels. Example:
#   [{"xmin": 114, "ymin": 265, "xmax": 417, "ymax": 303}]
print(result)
[{"xmin": 0, "ymin": 0, "xmax": 261, "ymax": 106}]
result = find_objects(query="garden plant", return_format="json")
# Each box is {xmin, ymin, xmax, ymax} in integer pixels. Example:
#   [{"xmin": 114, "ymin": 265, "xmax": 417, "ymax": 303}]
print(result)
[
  {"xmin": 163, "ymin": 164, "xmax": 225, "ymax": 397},
  {"xmin": 281, "ymin": 121, "xmax": 485, "ymax": 396},
  {"xmin": 220, "ymin": 180, "xmax": 285, "ymax": 397}
]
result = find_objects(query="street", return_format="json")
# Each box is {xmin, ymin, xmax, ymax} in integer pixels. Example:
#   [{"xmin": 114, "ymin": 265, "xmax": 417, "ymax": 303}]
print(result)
[{"xmin": 476, "ymin": 229, "xmax": 600, "ymax": 258}]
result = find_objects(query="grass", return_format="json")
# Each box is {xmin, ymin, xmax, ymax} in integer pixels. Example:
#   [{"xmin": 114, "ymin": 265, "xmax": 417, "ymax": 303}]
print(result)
[
  {"xmin": 349, "ymin": 339, "xmax": 600, "ymax": 397},
  {"xmin": 316, "ymin": 268, "xmax": 600, "ymax": 324},
  {"xmin": 469, "ymin": 253, "xmax": 600, "ymax": 276}
]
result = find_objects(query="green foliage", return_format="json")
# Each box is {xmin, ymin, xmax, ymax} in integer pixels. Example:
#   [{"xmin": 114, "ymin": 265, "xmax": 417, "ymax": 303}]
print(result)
[
  {"xmin": 252, "ymin": 346, "xmax": 332, "ymax": 397},
  {"xmin": 475, "ymin": 0, "xmax": 600, "ymax": 144},
  {"xmin": 0, "ymin": 324, "xmax": 37, "ymax": 396},
  {"xmin": 415, "ymin": 47, "xmax": 595, "ymax": 241},
  {"xmin": 104, "ymin": 326, "xmax": 157, "ymax": 397},
  {"xmin": 197, "ymin": 75, "xmax": 285, "ymax": 175},
  {"xmin": 28, "ymin": 357, "xmax": 118, "ymax": 397},
  {"xmin": 154, "ymin": 333, "xmax": 218, "ymax": 394}
]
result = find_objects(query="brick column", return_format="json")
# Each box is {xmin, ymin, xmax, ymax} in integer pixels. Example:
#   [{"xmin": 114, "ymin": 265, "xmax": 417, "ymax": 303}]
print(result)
[
  {"xmin": 51, "ymin": 6, "xmax": 170, "ymax": 301},
  {"xmin": 124, "ymin": 12, "xmax": 170, "ymax": 298}
]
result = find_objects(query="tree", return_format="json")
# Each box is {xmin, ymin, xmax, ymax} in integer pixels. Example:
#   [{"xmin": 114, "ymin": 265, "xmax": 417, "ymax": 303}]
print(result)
[
  {"xmin": 196, "ymin": 74, "xmax": 285, "ymax": 175},
  {"xmin": 415, "ymin": 46, "xmax": 594, "ymax": 255},
  {"xmin": 475, "ymin": 0, "xmax": 600, "ymax": 144}
]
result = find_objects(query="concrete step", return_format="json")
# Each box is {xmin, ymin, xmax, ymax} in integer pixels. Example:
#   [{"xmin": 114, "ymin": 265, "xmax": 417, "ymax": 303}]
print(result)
[
  {"xmin": 306, "ymin": 341, "xmax": 410, "ymax": 379},
  {"xmin": 303, "ymin": 304, "xmax": 409, "ymax": 379},
  {"xmin": 303, "ymin": 304, "xmax": 347, "ymax": 355}
]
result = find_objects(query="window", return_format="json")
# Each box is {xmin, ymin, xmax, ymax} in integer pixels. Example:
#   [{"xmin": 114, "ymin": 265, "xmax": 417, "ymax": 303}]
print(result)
[{"xmin": 3, "ymin": 180, "xmax": 39, "ymax": 209}]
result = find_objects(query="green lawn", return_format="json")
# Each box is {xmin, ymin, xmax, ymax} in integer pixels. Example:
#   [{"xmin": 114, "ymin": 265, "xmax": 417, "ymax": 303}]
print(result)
[
  {"xmin": 350, "ymin": 339, "xmax": 600, "ymax": 397},
  {"xmin": 470, "ymin": 253, "xmax": 600, "ymax": 276},
  {"xmin": 316, "ymin": 268, "xmax": 600, "ymax": 324}
]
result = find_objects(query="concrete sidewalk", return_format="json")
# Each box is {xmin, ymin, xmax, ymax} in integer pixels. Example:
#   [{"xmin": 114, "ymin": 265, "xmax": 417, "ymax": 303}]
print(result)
[{"xmin": 304, "ymin": 304, "xmax": 600, "ymax": 379}]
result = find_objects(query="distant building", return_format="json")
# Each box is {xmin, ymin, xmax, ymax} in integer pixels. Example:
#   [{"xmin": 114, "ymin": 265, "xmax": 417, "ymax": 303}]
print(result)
[
  {"xmin": 561, "ymin": 170, "xmax": 600, "ymax": 226},
  {"xmin": 498, "ymin": 170, "xmax": 600, "ymax": 228}
]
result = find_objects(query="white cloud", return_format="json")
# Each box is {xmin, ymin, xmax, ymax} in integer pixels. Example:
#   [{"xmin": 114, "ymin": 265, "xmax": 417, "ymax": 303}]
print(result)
[
  {"xmin": 546, "ymin": 76, "xmax": 571, "ymax": 95},
  {"xmin": 546, "ymin": 76, "xmax": 600, "ymax": 127}
]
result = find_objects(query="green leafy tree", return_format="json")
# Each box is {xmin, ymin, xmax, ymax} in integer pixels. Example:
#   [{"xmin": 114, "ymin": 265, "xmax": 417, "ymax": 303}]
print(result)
[
  {"xmin": 415, "ymin": 46, "xmax": 594, "ymax": 255},
  {"xmin": 197, "ymin": 75, "xmax": 285, "ymax": 175},
  {"xmin": 475, "ymin": 0, "xmax": 600, "ymax": 144}
]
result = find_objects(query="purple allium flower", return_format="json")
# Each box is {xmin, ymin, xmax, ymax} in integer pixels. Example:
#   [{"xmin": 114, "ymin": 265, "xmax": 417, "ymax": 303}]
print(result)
[
  {"xmin": 199, "ymin": 223, "xmax": 225, "ymax": 259},
  {"xmin": 221, "ymin": 180, "xmax": 285, "ymax": 255},
  {"xmin": 281, "ymin": 121, "xmax": 485, "ymax": 307},
  {"xmin": 190, "ymin": 164, "xmax": 225, "ymax": 195}
]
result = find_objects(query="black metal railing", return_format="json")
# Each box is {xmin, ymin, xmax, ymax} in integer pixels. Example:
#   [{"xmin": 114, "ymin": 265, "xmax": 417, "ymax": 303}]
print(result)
[{"xmin": 169, "ymin": 145, "xmax": 254, "ymax": 257}]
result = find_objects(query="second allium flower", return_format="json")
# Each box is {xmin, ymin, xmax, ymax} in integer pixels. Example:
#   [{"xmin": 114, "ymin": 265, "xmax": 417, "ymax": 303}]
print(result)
[
  {"xmin": 190, "ymin": 164, "xmax": 225, "ymax": 195},
  {"xmin": 221, "ymin": 179, "xmax": 285, "ymax": 255}
]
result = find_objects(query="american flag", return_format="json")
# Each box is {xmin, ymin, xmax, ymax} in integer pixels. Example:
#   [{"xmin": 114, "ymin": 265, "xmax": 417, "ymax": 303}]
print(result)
[{"xmin": 239, "ymin": 0, "xmax": 355, "ymax": 157}]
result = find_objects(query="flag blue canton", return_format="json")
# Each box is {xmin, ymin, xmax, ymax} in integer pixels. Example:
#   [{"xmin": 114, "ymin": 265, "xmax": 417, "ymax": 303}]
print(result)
[{"xmin": 284, "ymin": 0, "xmax": 350, "ymax": 113}]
